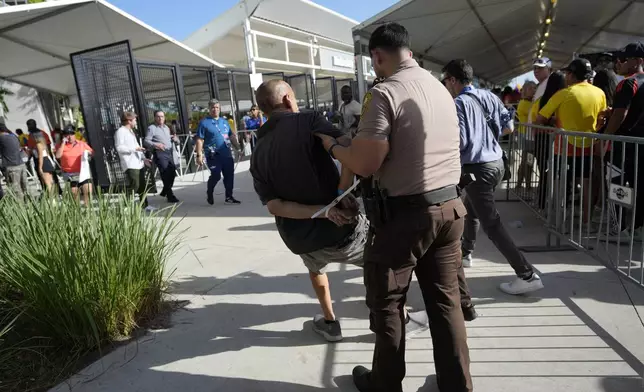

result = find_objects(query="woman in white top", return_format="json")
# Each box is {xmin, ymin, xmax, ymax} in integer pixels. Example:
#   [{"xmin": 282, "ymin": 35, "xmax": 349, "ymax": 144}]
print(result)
[{"xmin": 114, "ymin": 112, "xmax": 148, "ymax": 207}]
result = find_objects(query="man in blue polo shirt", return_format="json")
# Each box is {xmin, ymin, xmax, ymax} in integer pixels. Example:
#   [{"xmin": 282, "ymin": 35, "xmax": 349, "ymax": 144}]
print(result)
[
  {"xmin": 442, "ymin": 59, "xmax": 543, "ymax": 296},
  {"xmin": 195, "ymin": 99, "xmax": 242, "ymax": 205}
]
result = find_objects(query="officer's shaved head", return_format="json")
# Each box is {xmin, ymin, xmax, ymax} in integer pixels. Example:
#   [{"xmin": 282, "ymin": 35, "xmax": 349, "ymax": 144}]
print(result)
[{"xmin": 256, "ymin": 80, "xmax": 298, "ymax": 115}]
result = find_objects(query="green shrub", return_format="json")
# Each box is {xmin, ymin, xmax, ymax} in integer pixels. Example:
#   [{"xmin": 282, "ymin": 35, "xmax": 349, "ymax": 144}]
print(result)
[{"xmin": 0, "ymin": 192, "xmax": 180, "ymax": 352}]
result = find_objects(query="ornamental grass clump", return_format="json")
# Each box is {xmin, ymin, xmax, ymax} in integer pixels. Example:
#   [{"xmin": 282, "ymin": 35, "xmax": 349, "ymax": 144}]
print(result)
[{"xmin": 0, "ymin": 191, "xmax": 180, "ymax": 352}]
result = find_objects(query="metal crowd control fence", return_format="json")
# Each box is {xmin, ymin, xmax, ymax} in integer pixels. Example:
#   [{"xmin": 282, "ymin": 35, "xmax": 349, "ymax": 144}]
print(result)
[
  {"xmin": 169, "ymin": 130, "xmax": 257, "ymax": 181},
  {"xmin": 508, "ymin": 123, "xmax": 644, "ymax": 289}
]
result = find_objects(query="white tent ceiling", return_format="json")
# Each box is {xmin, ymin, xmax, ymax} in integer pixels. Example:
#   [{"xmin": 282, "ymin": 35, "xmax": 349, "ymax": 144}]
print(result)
[
  {"xmin": 184, "ymin": 0, "xmax": 358, "ymax": 53},
  {"xmin": 0, "ymin": 0, "xmax": 224, "ymax": 97},
  {"xmin": 353, "ymin": 0, "xmax": 644, "ymax": 84}
]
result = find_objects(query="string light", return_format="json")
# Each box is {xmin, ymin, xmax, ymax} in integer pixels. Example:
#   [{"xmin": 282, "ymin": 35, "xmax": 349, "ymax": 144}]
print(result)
[{"xmin": 545, "ymin": 18, "xmax": 552, "ymax": 24}]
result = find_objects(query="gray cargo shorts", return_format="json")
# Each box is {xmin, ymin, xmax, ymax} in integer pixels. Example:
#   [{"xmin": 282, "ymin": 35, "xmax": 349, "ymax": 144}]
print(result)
[{"xmin": 300, "ymin": 214, "xmax": 368, "ymax": 274}]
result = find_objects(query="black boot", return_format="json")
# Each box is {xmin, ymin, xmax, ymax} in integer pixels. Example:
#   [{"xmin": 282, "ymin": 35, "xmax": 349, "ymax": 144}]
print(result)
[{"xmin": 462, "ymin": 304, "xmax": 478, "ymax": 322}]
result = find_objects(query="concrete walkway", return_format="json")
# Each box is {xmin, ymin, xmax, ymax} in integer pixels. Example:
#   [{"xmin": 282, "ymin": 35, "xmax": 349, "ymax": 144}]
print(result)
[{"xmin": 54, "ymin": 161, "xmax": 644, "ymax": 392}]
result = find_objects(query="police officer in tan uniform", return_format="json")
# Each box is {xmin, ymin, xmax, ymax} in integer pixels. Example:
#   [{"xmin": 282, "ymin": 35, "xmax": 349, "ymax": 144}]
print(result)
[{"xmin": 316, "ymin": 23, "xmax": 472, "ymax": 392}]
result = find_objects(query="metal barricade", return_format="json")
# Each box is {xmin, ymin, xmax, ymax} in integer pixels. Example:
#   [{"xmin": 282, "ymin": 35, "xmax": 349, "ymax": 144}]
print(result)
[
  {"xmin": 509, "ymin": 123, "xmax": 644, "ymax": 288},
  {"xmin": 170, "ymin": 130, "xmax": 255, "ymax": 180}
]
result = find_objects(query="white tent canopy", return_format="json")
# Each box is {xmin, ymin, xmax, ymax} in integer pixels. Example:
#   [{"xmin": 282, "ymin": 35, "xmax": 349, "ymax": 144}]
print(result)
[
  {"xmin": 184, "ymin": 0, "xmax": 358, "ymax": 53},
  {"xmin": 0, "ymin": 0, "xmax": 224, "ymax": 97},
  {"xmin": 353, "ymin": 0, "xmax": 644, "ymax": 84}
]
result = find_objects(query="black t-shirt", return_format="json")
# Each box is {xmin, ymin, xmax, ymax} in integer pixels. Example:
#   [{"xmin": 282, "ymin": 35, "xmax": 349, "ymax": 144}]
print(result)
[
  {"xmin": 0, "ymin": 133, "xmax": 24, "ymax": 167},
  {"xmin": 614, "ymin": 72, "xmax": 644, "ymax": 137},
  {"xmin": 250, "ymin": 110, "xmax": 353, "ymax": 255}
]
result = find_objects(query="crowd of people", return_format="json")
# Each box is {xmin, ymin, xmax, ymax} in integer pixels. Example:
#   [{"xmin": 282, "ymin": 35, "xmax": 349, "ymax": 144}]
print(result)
[
  {"xmin": 2, "ymin": 19, "xmax": 643, "ymax": 391},
  {"xmin": 0, "ymin": 119, "xmax": 94, "ymax": 203},
  {"xmin": 508, "ymin": 42, "xmax": 644, "ymax": 240},
  {"xmin": 0, "ymin": 103, "xmax": 250, "ymax": 208}
]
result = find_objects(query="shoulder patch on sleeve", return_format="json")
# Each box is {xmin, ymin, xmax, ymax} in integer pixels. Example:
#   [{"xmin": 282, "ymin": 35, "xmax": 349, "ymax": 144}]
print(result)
[{"xmin": 361, "ymin": 91, "xmax": 373, "ymax": 117}]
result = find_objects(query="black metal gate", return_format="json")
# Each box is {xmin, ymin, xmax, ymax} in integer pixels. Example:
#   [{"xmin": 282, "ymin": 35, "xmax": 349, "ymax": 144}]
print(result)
[
  {"xmin": 262, "ymin": 72, "xmax": 285, "ymax": 82},
  {"xmin": 286, "ymin": 74, "xmax": 315, "ymax": 110},
  {"xmin": 181, "ymin": 66, "xmax": 215, "ymax": 132},
  {"xmin": 315, "ymin": 76, "xmax": 337, "ymax": 113},
  {"xmin": 70, "ymin": 40, "xmax": 144, "ymax": 189},
  {"xmin": 137, "ymin": 63, "xmax": 188, "ymax": 134}
]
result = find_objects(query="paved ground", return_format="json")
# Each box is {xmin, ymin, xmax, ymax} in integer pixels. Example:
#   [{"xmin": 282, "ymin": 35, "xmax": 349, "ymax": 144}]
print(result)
[{"xmin": 53, "ymin": 161, "xmax": 644, "ymax": 392}]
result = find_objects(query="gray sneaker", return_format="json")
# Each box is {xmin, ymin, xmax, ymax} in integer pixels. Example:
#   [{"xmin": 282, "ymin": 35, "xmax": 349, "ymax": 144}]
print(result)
[{"xmin": 312, "ymin": 314, "xmax": 343, "ymax": 342}]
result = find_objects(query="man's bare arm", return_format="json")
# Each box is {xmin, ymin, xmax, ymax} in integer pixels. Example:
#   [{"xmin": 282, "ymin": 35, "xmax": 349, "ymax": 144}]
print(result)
[
  {"xmin": 230, "ymin": 130, "xmax": 241, "ymax": 150},
  {"xmin": 535, "ymin": 114, "xmax": 549, "ymax": 126},
  {"xmin": 267, "ymin": 199, "xmax": 354, "ymax": 225},
  {"xmin": 195, "ymin": 138, "xmax": 204, "ymax": 155},
  {"xmin": 266, "ymin": 199, "xmax": 325, "ymax": 219},
  {"xmin": 603, "ymin": 108, "xmax": 627, "ymax": 135},
  {"xmin": 55, "ymin": 144, "xmax": 64, "ymax": 159},
  {"xmin": 328, "ymin": 137, "xmax": 389, "ymax": 178},
  {"xmin": 335, "ymin": 135, "xmax": 355, "ymax": 191}
]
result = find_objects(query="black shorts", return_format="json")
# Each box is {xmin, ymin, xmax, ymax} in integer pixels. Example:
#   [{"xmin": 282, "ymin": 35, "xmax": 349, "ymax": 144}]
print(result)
[
  {"xmin": 567, "ymin": 156, "xmax": 592, "ymax": 179},
  {"xmin": 63, "ymin": 173, "xmax": 91, "ymax": 188},
  {"xmin": 41, "ymin": 157, "xmax": 55, "ymax": 173}
]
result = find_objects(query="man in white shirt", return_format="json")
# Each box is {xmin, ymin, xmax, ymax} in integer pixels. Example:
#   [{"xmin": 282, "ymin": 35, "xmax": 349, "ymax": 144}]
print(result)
[
  {"xmin": 528, "ymin": 57, "xmax": 552, "ymax": 123},
  {"xmin": 337, "ymin": 85, "xmax": 361, "ymax": 136},
  {"xmin": 114, "ymin": 111, "xmax": 148, "ymax": 207}
]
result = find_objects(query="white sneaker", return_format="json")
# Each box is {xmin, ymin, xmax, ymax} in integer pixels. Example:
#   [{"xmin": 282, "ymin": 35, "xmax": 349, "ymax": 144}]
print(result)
[
  {"xmin": 499, "ymin": 273, "xmax": 544, "ymax": 295},
  {"xmin": 606, "ymin": 227, "xmax": 644, "ymax": 243},
  {"xmin": 462, "ymin": 254, "xmax": 473, "ymax": 268}
]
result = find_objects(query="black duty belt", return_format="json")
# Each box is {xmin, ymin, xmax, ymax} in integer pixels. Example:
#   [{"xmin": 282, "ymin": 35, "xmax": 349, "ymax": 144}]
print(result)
[{"xmin": 387, "ymin": 185, "xmax": 459, "ymax": 208}]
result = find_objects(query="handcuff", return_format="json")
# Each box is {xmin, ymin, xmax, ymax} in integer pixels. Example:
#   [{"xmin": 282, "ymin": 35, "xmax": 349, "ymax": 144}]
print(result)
[{"xmin": 327, "ymin": 140, "xmax": 340, "ymax": 159}]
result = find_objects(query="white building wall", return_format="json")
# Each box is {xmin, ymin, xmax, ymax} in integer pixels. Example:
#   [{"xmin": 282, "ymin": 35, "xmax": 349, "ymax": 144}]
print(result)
[{"xmin": 0, "ymin": 80, "xmax": 51, "ymax": 134}]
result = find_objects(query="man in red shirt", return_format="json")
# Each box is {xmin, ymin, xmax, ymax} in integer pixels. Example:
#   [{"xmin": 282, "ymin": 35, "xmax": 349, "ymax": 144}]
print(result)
[{"xmin": 55, "ymin": 125, "xmax": 94, "ymax": 204}]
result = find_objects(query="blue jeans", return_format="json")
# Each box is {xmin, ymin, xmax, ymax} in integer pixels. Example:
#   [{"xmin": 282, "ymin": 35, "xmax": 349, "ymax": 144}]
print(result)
[{"xmin": 206, "ymin": 151, "xmax": 234, "ymax": 198}]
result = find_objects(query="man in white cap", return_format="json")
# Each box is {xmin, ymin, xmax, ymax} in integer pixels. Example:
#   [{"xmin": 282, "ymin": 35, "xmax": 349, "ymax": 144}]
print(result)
[
  {"xmin": 528, "ymin": 57, "xmax": 552, "ymax": 123},
  {"xmin": 528, "ymin": 57, "xmax": 553, "ymax": 210}
]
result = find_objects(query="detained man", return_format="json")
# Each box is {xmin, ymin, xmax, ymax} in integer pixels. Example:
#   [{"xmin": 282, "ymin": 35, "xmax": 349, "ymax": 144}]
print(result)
[{"xmin": 250, "ymin": 79, "xmax": 367, "ymax": 342}]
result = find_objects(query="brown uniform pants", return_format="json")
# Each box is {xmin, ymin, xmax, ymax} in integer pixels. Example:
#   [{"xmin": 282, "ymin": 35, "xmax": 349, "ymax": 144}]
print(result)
[{"xmin": 364, "ymin": 197, "xmax": 472, "ymax": 392}]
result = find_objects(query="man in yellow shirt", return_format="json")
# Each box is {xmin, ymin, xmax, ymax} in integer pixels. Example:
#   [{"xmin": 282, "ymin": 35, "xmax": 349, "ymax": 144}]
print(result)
[
  {"xmin": 536, "ymin": 58, "xmax": 607, "ymax": 223},
  {"xmin": 15, "ymin": 129, "xmax": 29, "ymax": 147},
  {"xmin": 517, "ymin": 81, "xmax": 537, "ymax": 123}
]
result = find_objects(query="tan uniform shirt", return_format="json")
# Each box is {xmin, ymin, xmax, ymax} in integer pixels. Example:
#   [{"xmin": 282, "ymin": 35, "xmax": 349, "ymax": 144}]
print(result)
[{"xmin": 355, "ymin": 58, "xmax": 461, "ymax": 197}]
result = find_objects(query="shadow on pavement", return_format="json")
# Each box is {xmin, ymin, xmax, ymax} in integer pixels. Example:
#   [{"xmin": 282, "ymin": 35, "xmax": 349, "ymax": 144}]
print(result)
[
  {"xmin": 56, "ymin": 167, "xmax": 644, "ymax": 392},
  {"xmin": 228, "ymin": 222, "xmax": 277, "ymax": 231},
  {"xmin": 601, "ymin": 376, "xmax": 642, "ymax": 392}
]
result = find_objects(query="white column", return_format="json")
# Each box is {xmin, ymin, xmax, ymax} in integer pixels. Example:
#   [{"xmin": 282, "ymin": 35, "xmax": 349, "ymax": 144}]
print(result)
[
  {"xmin": 355, "ymin": 55, "xmax": 367, "ymax": 103},
  {"xmin": 243, "ymin": 17, "xmax": 256, "ymax": 74},
  {"xmin": 309, "ymin": 37, "xmax": 317, "ymax": 82},
  {"xmin": 354, "ymin": 34, "xmax": 367, "ymax": 103}
]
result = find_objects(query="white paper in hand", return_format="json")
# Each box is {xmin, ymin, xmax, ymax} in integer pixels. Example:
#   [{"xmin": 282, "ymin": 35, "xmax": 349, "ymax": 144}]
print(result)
[
  {"xmin": 172, "ymin": 146, "xmax": 181, "ymax": 166},
  {"xmin": 79, "ymin": 151, "xmax": 91, "ymax": 183},
  {"xmin": 311, "ymin": 180, "xmax": 360, "ymax": 219}
]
